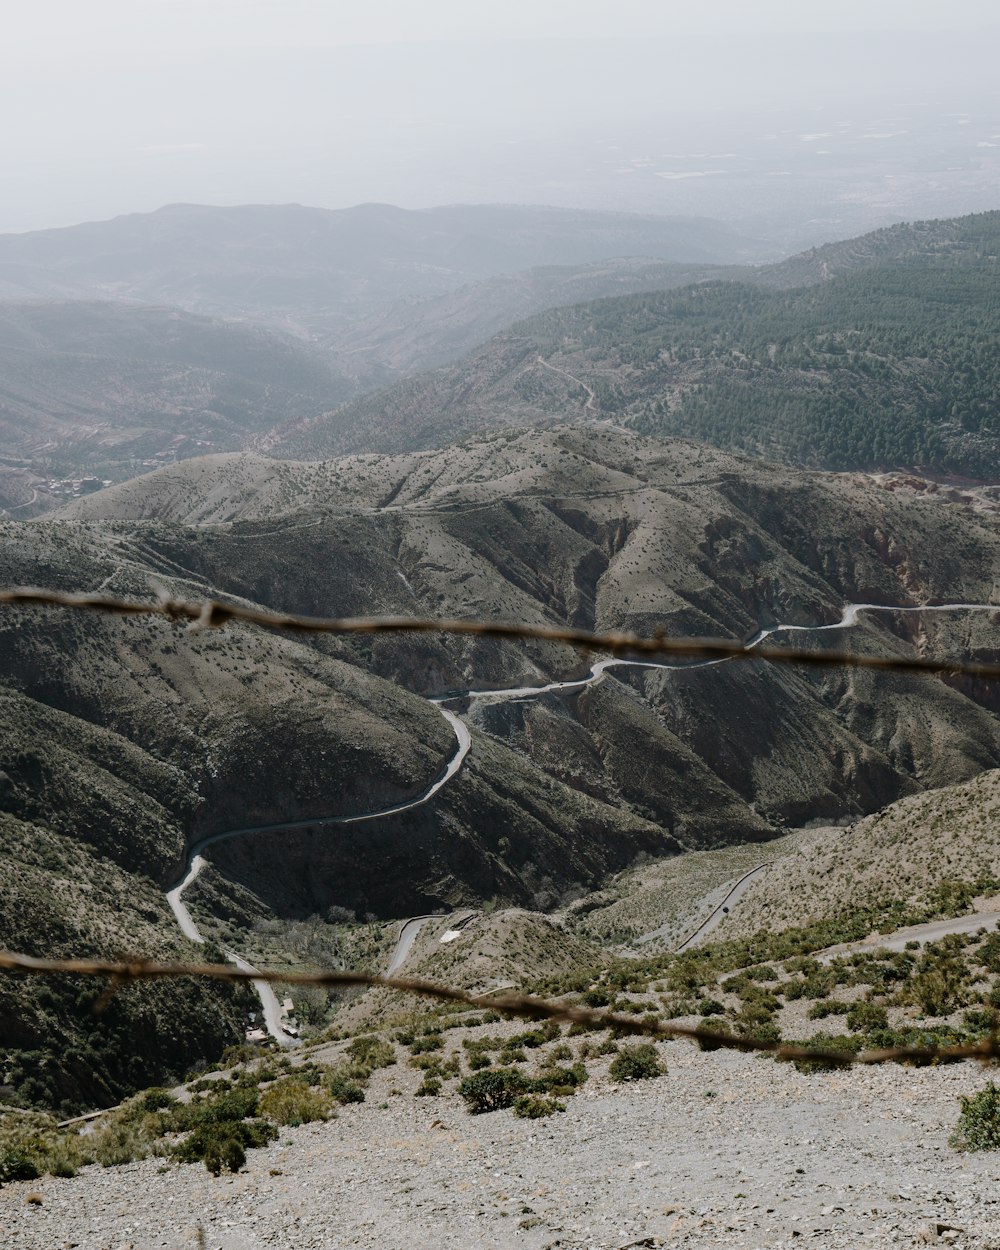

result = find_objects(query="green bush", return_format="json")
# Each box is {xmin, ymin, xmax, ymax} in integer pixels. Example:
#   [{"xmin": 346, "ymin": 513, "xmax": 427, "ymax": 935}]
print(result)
[
  {"xmin": 346, "ymin": 1036, "xmax": 396, "ymax": 1076},
  {"xmin": 0, "ymin": 1143, "xmax": 40, "ymax": 1183},
  {"xmin": 415, "ymin": 1076, "xmax": 442, "ymax": 1097},
  {"xmin": 609, "ymin": 1044, "xmax": 663, "ymax": 1083},
  {"xmin": 951, "ymin": 1083, "xmax": 1000, "ymax": 1151},
  {"xmin": 91, "ymin": 1119, "xmax": 152, "ymax": 1168},
  {"xmin": 533, "ymin": 1064, "xmax": 587, "ymax": 1096},
  {"xmin": 513, "ymin": 1095, "xmax": 565, "ymax": 1119},
  {"xmin": 582, "ymin": 988, "xmax": 610, "ymax": 1008},
  {"xmin": 846, "ymin": 1001, "xmax": 889, "ymax": 1033},
  {"xmin": 129, "ymin": 1088, "xmax": 178, "ymax": 1116},
  {"xmin": 46, "ymin": 1137, "xmax": 88, "ymax": 1179},
  {"xmin": 174, "ymin": 1117, "xmax": 276, "ymax": 1175},
  {"xmin": 963, "ymin": 1009, "xmax": 1000, "ymax": 1036},
  {"xmin": 194, "ymin": 1087, "xmax": 260, "ymax": 1125},
  {"xmin": 409, "ymin": 1035, "xmax": 443, "ymax": 1055},
  {"xmin": 791, "ymin": 1033, "xmax": 863, "ymax": 1073},
  {"xmin": 458, "ymin": 1068, "xmax": 530, "ymax": 1114},
  {"xmin": 325, "ymin": 1071, "xmax": 365, "ymax": 1105},
  {"xmin": 259, "ymin": 1079, "xmax": 332, "ymax": 1126},
  {"xmin": 808, "ymin": 1000, "xmax": 849, "ymax": 1020}
]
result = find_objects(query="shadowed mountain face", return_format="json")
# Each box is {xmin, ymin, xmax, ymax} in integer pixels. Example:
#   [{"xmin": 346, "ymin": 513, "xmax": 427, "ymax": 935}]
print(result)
[
  {"xmin": 5, "ymin": 425, "xmax": 1000, "ymax": 1107},
  {"xmin": 270, "ymin": 211, "xmax": 1000, "ymax": 478},
  {"xmin": 55, "ymin": 425, "xmax": 1000, "ymax": 838}
]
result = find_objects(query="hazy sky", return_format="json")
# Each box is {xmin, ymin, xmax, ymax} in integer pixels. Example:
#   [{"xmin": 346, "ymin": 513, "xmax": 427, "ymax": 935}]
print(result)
[
  {"xmin": 4, "ymin": 0, "xmax": 998, "ymax": 55},
  {"xmin": 2, "ymin": 1, "xmax": 998, "ymax": 236}
]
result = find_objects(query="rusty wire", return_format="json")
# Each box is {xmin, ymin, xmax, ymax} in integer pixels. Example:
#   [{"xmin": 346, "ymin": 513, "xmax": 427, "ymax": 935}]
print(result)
[
  {"xmin": 0, "ymin": 947, "xmax": 997, "ymax": 1069},
  {"xmin": 1, "ymin": 585, "xmax": 999, "ymax": 679}
]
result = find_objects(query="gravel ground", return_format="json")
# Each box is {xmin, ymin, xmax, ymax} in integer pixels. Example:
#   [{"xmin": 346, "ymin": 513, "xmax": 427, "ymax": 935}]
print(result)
[{"xmin": 5, "ymin": 1043, "xmax": 1000, "ymax": 1250}]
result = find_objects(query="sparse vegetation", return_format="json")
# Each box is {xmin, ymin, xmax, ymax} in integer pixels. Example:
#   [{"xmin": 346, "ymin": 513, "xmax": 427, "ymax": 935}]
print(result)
[
  {"xmin": 951, "ymin": 1083, "xmax": 1000, "ymax": 1152},
  {"xmin": 609, "ymin": 1044, "xmax": 664, "ymax": 1083}
]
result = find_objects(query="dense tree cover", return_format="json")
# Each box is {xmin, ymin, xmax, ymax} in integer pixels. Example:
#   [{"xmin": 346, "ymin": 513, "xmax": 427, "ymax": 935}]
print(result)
[{"xmin": 520, "ymin": 211, "xmax": 1000, "ymax": 474}]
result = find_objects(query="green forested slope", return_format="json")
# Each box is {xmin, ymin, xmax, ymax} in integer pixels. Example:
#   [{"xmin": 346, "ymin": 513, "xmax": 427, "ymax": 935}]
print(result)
[{"xmin": 276, "ymin": 211, "xmax": 1000, "ymax": 475}]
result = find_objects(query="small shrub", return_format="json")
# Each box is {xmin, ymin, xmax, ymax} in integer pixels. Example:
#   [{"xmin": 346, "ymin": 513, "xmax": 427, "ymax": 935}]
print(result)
[
  {"xmin": 91, "ymin": 1120, "xmax": 151, "ymax": 1168},
  {"xmin": 582, "ymin": 988, "xmax": 610, "ymax": 1007},
  {"xmin": 963, "ymin": 1008, "xmax": 1000, "ymax": 1036},
  {"xmin": 259, "ymin": 1079, "xmax": 332, "ymax": 1126},
  {"xmin": 609, "ymin": 1044, "xmax": 663, "ymax": 1083},
  {"xmin": 952, "ymin": 1083, "xmax": 1000, "ymax": 1151},
  {"xmin": 0, "ymin": 1143, "xmax": 40, "ymax": 1183},
  {"xmin": 325, "ymin": 1071, "xmax": 365, "ymax": 1105},
  {"xmin": 791, "ymin": 1033, "xmax": 863, "ymax": 1073},
  {"xmin": 458, "ymin": 1068, "xmax": 530, "ymax": 1114},
  {"xmin": 46, "ymin": 1138, "xmax": 88, "ymax": 1179},
  {"xmin": 129, "ymin": 1088, "xmax": 178, "ymax": 1116},
  {"xmin": 174, "ymin": 1118, "xmax": 276, "ymax": 1175},
  {"xmin": 808, "ymin": 1001, "xmax": 849, "ymax": 1020},
  {"xmin": 513, "ymin": 1095, "xmax": 565, "ymax": 1119},
  {"xmin": 846, "ymin": 1001, "xmax": 889, "ymax": 1033},
  {"xmin": 207, "ymin": 1087, "xmax": 260, "ymax": 1122},
  {"xmin": 533, "ymin": 1064, "xmax": 587, "ymax": 1096},
  {"xmin": 409, "ymin": 1035, "xmax": 443, "ymax": 1055},
  {"xmin": 415, "ymin": 1076, "xmax": 441, "ymax": 1097},
  {"xmin": 347, "ymin": 1036, "xmax": 396, "ymax": 1076}
]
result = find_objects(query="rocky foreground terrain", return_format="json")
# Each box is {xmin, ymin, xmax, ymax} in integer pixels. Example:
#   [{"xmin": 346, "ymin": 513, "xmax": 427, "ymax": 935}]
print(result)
[{"xmin": 3, "ymin": 1038, "xmax": 1000, "ymax": 1250}]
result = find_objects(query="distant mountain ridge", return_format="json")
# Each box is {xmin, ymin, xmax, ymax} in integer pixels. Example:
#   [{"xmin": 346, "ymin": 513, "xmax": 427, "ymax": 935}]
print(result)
[
  {"xmin": 0, "ymin": 202, "xmax": 771, "ymax": 509},
  {"xmin": 270, "ymin": 210, "xmax": 1000, "ymax": 477},
  {"xmin": 0, "ymin": 202, "xmax": 765, "ymax": 320}
]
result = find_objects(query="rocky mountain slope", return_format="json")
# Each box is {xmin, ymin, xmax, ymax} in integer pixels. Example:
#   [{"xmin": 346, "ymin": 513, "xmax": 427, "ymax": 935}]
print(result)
[
  {"xmin": 5, "ymin": 425, "xmax": 1000, "ymax": 1107},
  {"xmin": 716, "ymin": 768, "xmax": 1000, "ymax": 943},
  {"xmin": 272, "ymin": 210, "xmax": 1000, "ymax": 476}
]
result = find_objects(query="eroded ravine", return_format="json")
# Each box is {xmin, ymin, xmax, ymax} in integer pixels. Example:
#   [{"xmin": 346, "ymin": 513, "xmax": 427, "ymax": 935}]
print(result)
[{"xmin": 166, "ymin": 600, "xmax": 998, "ymax": 1039}]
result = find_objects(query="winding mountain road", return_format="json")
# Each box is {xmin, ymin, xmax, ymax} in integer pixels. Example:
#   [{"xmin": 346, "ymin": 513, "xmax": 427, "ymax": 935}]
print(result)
[
  {"xmin": 667, "ymin": 863, "xmax": 773, "ymax": 953},
  {"xmin": 164, "ymin": 598, "xmax": 998, "ymax": 1032},
  {"xmin": 534, "ymin": 354, "xmax": 598, "ymax": 413}
]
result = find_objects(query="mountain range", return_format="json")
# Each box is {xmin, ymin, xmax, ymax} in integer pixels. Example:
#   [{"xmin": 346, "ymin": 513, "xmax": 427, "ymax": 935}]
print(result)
[
  {"xmin": 0, "ymin": 202, "xmax": 771, "ymax": 512},
  {"xmin": 273, "ymin": 211, "xmax": 1000, "ymax": 477},
  {"xmin": 4, "ymin": 425, "xmax": 1000, "ymax": 1107}
]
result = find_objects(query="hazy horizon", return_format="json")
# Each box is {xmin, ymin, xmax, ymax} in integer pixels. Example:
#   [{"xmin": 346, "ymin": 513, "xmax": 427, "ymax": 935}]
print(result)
[{"xmin": 3, "ymin": 2, "xmax": 999, "ymax": 244}]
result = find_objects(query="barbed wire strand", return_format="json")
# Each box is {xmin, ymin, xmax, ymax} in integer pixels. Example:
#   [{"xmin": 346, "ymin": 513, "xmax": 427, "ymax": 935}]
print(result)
[
  {"xmin": 0, "ymin": 948, "xmax": 997, "ymax": 1070},
  {"xmin": 1, "ymin": 586, "xmax": 999, "ymax": 679}
]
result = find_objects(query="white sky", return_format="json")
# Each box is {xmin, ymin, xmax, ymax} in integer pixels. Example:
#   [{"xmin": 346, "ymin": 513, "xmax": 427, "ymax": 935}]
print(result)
[
  {"xmin": 2, "ymin": 1, "xmax": 998, "ymax": 232},
  {"xmin": 4, "ymin": 0, "xmax": 997, "ymax": 59}
]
